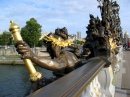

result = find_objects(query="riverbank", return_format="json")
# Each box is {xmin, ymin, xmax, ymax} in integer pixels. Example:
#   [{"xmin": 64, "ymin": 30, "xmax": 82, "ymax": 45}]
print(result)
[
  {"xmin": 0, "ymin": 58, "xmax": 24, "ymax": 65},
  {"xmin": 0, "ymin": 52, "xmax": 50, "ymax": 65}
]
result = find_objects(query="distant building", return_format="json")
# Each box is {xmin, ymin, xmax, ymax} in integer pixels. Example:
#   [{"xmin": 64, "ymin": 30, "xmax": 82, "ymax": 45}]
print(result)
[
  {"xmin": 124, "ymin": 30, "xmax": 129, "ymax": 38},
  {"xmin": 77, "ymin": 32, "xmax": 81, "ymax": 40},
  {"xmin": 68, "ymin": 34, "xmax": 76, "ymax": 41},
  {"xmin": 124, "ymin": 30, "xmax": 129, "ymax": 43}
]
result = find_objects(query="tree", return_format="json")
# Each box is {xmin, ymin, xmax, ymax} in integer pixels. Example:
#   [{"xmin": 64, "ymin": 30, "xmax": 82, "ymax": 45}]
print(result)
[
  {"xmin": 0, "ymin": 31, "xmax": 13, "ymax": 45},
  {"xmin": 37, "ymin": 39, "xmax": 44, "ymax": 47},
  {"xmin": 21, "ymin": 18, "xmax": 42, "ymax": 47}
]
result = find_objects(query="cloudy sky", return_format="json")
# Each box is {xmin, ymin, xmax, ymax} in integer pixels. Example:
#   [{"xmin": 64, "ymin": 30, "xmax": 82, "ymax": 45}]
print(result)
[{"xmin": 0, "ymin": 0, "xmax": 129, "ymax": 38}]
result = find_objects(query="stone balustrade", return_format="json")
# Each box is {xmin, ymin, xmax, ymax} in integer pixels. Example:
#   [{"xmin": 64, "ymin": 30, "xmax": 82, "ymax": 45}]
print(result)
[{"xmin": 80, "ymin": 46, "xmax": 123, "ymax": 97}]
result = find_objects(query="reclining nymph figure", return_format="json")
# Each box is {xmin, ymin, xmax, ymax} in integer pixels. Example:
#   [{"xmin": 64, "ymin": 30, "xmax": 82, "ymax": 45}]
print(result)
[{"xmin": 15, "ymin": 27, "xmax": 83, "ymax": 78}]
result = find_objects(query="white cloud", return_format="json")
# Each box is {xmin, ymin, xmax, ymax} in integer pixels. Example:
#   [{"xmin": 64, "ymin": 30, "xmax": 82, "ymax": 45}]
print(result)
[
  {"xmin": 0, "ymin": 16, "xmax": 7, "ymax": 20},
  {"xmin": 0, "ymin": 0, "xmax": 129, "ymax": 37}
]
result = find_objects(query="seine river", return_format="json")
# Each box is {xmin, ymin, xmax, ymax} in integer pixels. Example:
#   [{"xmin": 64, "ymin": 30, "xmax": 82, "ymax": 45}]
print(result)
[{"xmin": 0, "ymin": 64, "xmax": 53, "ymax": 97}]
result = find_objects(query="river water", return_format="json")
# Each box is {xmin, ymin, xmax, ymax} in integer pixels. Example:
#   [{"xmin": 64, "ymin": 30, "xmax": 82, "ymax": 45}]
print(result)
[{"xmin": 0, "ymin": 64, "xmax": 53, "ymax": 97}]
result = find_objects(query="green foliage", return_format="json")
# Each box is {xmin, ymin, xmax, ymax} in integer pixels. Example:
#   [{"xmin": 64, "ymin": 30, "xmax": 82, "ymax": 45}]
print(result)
[
  {"xmin": 37, "ymin": 39, "xmax": 44, "ymax": 47},
  {"xmin": 21, "ymin": 18, "xmax": 42, "ymax": 47},
  {"xmin": 0, "ymin": 31, "xmax": 13, "ymax": 45},
  {"xmin": 73, "ymin": 40, "xmax": 84, "ymax": 45}
]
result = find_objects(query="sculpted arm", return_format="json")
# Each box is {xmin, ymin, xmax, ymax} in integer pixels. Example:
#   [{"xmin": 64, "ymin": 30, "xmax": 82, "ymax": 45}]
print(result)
[
  {"xmin": 31, "ymin": 56, "xmax": 67, "ymax": 71},
  {"xmin": 15, "ymin": 41, "xmax": 67, "ymax": 71}
]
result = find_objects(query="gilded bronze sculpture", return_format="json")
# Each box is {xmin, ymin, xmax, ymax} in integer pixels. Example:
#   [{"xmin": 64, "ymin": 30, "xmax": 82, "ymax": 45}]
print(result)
[
  {"xmin": 83, "ymin": 0, "xmax": 122, "ymax": 59},
  {"xmin": 9, "ymin": 24, "xmax": 84, "ymax": 91},
  {"xmin": 15, "ymin": 27, "xmax": 83, "ymax": 77}
]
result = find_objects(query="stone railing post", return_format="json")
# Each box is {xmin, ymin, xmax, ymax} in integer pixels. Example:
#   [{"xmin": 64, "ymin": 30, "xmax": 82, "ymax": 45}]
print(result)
[{"xmin": 98, "ymin": 65, "xmax": 115, "ymax": 97}]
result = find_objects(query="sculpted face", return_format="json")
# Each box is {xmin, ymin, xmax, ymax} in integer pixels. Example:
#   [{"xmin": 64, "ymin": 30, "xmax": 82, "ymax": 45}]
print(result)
[
  {"xmin": 44, "ymin": 27, "xmax": 69, "ymax": 58},
  {"xmin": 55, "ymin": 27, "xmax": 68, "ymax": 40}
]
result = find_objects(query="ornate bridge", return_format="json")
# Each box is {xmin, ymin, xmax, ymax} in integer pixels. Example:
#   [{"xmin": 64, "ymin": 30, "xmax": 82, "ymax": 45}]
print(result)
[{"xmin": 0, "ymin": 0, "xmax": 125, "ymax": 97}]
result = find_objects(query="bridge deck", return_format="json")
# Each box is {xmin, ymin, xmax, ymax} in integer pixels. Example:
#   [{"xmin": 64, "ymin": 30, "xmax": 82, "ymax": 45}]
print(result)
[{"xmin": 115, "ymin": 51, "xmax": 130, "ymax": 97}]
